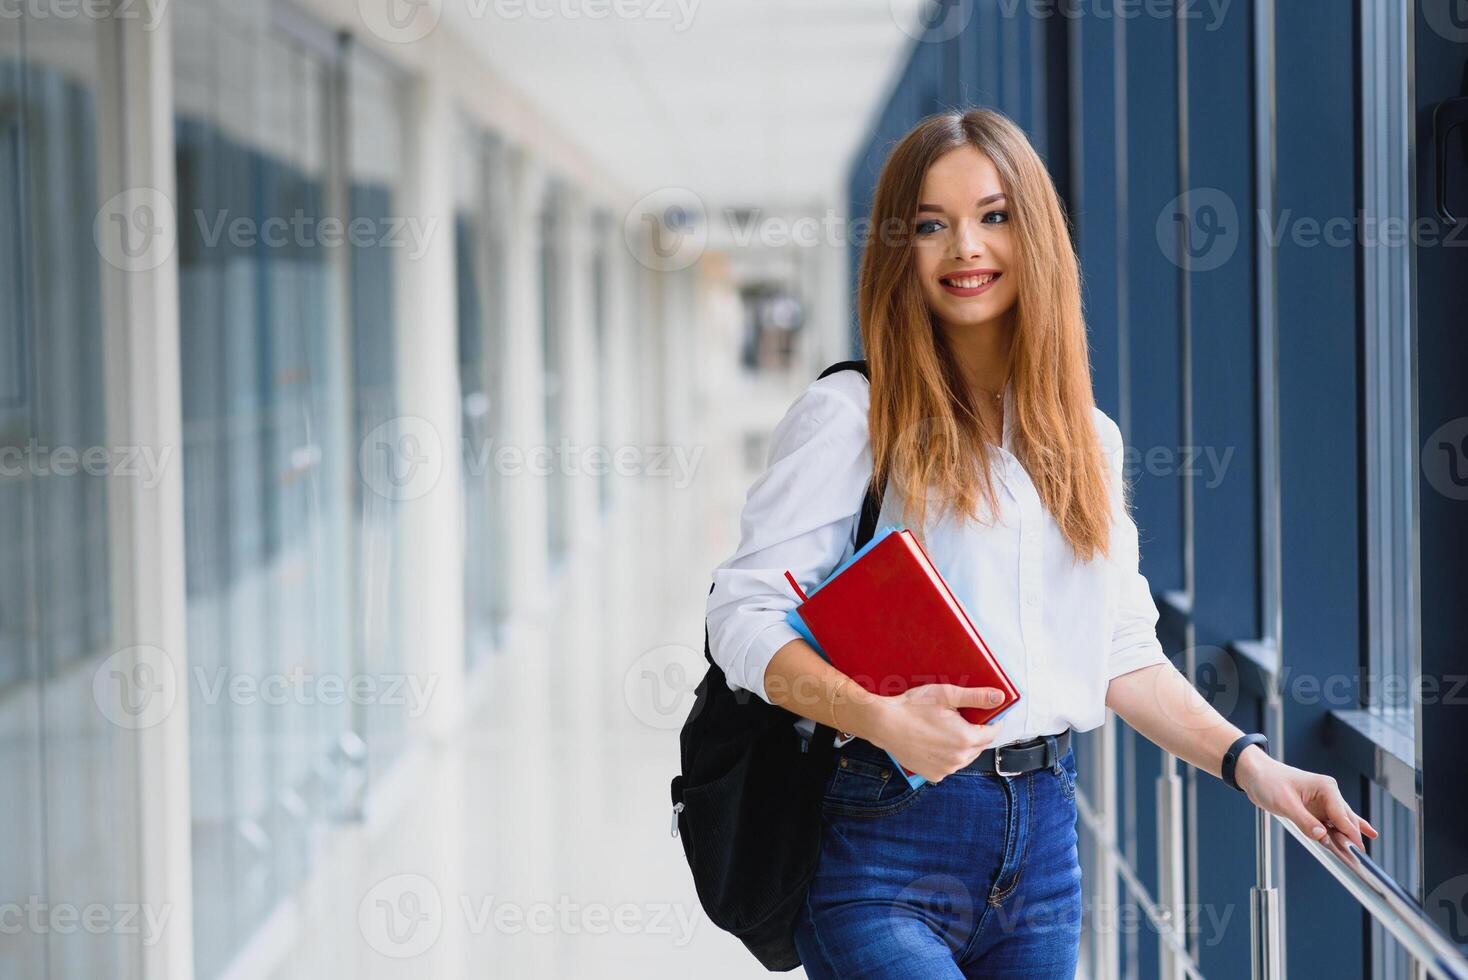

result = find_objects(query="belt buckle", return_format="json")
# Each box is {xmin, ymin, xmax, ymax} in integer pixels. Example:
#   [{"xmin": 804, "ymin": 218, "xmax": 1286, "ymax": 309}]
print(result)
[{"xmin": 994, "ymin": 744, "xmax": 1025, "ymax": 777}]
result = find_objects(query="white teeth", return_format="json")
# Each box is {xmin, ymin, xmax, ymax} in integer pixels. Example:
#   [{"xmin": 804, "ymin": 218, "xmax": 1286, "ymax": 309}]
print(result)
[{"xmin": 945, "ymin": 273, "xmax": 996, "ymax": 289}]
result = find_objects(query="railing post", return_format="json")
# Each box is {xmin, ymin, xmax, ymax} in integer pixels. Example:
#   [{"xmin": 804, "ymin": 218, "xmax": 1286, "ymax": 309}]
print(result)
[
  {"xmin": 1251, "ymin": 807, "xmax": 1284, "ymax": 980},
  {"xmin": 1158, "ymin": 759, "xmax": 1187, "ymax": 980},
  {"xmin": 1095, "ymin": 721, "xmax": 1121, "ymax": 980}
]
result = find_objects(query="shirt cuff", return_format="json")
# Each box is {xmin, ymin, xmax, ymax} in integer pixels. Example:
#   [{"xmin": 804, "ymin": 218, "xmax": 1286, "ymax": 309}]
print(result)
[
  {"xmin": 728, "ymin": 620, "xmax": 806, "ymax": 705},
  {"xmin": 1105, "ymin": 639, "xmax": 1172, "ymax": 681}
]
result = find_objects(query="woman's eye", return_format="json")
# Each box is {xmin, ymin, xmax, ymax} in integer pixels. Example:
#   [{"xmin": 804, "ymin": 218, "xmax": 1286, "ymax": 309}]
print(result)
[
  {"xmin": 982, "ymin": 209, "xmax": 1009, "ymax": 224},
  {"xmin": 915, "ymin": 219, "xmax": 945, "ymax": 235}
]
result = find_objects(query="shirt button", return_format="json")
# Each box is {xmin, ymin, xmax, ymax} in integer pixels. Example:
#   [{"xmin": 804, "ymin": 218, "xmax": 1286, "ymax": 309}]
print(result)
[{"xmin": 1026, "ymin": 594, "xmax": 1039, "ymax": 607}]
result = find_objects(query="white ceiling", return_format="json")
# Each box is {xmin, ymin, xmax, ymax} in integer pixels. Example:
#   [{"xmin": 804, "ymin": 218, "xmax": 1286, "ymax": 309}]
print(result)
[{"xmin": 444, "ymin": 0, "xmax": 930, "ymax": 212}]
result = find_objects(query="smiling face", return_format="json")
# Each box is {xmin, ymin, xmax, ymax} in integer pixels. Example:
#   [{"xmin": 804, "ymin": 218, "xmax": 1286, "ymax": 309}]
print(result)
[{"xmin": 910, "ymin": 145, "xmax": 1020, "ymax": 334}]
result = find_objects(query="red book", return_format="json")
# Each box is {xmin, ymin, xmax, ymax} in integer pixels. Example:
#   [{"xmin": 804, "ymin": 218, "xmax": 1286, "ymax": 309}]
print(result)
[{"xmin": 784, "ymin": 526, "xmax": 1021, "ymax": 785}]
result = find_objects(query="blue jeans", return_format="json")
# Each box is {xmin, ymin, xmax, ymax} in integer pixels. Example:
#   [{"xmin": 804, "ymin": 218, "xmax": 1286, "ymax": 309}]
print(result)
[{"xmin": 793, "ymin": 736, "xmax": 1082, "ymax": 979}]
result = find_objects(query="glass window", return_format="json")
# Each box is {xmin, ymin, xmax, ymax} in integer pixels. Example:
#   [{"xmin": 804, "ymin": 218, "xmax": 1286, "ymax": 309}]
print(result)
[
  {"xmin": 345, "ymin": 40, "xmax": 409, "ymax": 782},
  {"xmin": 1360, "ymin": 1, "xmax": 1418, "ymax": 976},
  {"xmin": 540, "ymin": 180, "xmax": 570, "ymax": 572},
  {"xmin": 590, "ymin": 212, "xmax": 612, "ymax": 515},
  {"xmin": 1360, "ymin": 0, "xmax": 1416, "ymax": 738},
  {"xmin": 1, "ymin": 8, "xmax": 141, "ymax": 979},
  {"xmin": 455, "ymin": 124, "xmax": 512, "ymax": 667},
  {"xmin": 174, "ymin": 2, "xmax": 354, "ymax": 976}
]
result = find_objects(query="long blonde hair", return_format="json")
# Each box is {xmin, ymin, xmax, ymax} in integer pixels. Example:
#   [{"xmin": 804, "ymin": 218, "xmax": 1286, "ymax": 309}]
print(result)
[{"xmin": 858, "ymin": 108, "xmax": 1112, "ymax": 562}]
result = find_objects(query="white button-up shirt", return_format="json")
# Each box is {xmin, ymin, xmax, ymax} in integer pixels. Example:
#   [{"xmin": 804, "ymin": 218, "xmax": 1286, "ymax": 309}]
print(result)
[{"xmin": 705, "ymin": 367, "xmax": 1171, "ymax": 749}]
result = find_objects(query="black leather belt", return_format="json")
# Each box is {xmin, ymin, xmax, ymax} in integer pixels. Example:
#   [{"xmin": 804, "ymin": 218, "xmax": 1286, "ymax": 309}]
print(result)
[{"xmin": 961, "ymin": 728, "xmax": 1072, "ymax": 776}]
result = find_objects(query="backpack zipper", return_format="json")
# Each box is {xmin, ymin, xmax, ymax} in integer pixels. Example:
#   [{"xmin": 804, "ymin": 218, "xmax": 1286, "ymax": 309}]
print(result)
[{"xmin": 670, "ymin": 801, "xmax": 684, "ymax": 838}]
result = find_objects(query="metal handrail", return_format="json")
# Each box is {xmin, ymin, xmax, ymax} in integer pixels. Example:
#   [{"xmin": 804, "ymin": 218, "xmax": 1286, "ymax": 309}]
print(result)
[
  {"xmin": 1074, "ymin": 789, "xmax": 1207, "ymax": 980},
  {"xmin": 1079, "ymin": 772, "xmax": 1468, "ymax": 980},
  {"xmin": 1254, "ymin": 809, "xmax": 1468, "ymax": 980}
]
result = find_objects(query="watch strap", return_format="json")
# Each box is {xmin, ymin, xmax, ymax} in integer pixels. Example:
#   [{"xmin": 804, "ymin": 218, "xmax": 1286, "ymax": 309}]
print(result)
[{"xmin": 1222, "ymin": 732, "xmax": 1269, "ymax": 792}]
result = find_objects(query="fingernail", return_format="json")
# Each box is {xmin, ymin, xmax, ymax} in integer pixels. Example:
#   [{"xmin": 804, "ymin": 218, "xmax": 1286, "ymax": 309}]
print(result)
[{"xmin": 1312, "ymin": 826, "xmax": 1327, "ymax": 839}]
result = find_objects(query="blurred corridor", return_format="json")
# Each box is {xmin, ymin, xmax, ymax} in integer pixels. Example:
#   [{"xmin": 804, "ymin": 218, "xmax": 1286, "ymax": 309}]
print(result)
[
  {"xmin": 5, "ymin": 1, "xmax": 1468, "ymax": 979},
  {"xmin": 255, "ymin": 374, "xmax": 813, "ymax": 980}
]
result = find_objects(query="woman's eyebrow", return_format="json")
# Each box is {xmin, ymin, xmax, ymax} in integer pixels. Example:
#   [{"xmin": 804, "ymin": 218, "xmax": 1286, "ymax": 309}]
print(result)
[{"xmin": 915, "ymin": 192, "xmax": 1007, "ymax": 213}]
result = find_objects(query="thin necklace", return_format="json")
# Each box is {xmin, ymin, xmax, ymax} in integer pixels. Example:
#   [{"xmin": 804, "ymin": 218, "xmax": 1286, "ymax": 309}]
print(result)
[
  {"xmin": 974, "ymin": 385, "xmax": 1005, "ymax": 444},
  {"xmin": 973, "ymin": 378, "xmax": 1007, "ymax": 403}
]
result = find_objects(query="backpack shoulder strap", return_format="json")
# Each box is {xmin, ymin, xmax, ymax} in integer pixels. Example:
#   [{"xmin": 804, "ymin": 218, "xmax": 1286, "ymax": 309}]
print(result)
[
  {"xmin": 817, "ymin": 358, "xmax": 868, "ymax": 381},
  {"xmin": 809, "ymin": 360, "xmax": 878, "ymax": 749},
  {"xmin": 814, "ymin": 359, "xmax": 881, "ymax": 549}
]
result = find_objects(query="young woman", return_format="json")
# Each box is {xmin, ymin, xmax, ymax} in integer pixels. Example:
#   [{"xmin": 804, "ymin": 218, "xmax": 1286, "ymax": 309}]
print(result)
[{"xmin": 704, "ymin": 108, "xmax": 1377, "ymax": 978}]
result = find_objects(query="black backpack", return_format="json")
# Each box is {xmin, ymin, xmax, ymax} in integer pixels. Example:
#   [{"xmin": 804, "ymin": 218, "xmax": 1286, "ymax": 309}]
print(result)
[{"xmin": 668, "ymin": 359, "xmax": 883, "ymax": 971}]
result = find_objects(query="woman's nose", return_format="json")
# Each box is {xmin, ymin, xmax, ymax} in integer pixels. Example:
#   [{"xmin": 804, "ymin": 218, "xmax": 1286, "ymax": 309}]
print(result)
[{"xmin": 952, "ymin": 219, "xmax": 984, "ymax": 260}]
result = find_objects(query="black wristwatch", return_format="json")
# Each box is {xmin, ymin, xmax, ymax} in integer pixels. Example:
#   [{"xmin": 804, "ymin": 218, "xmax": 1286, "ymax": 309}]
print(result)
[{"xmin": 1221, "ymin": 733, "xmax": 1269, "ymax": 793}]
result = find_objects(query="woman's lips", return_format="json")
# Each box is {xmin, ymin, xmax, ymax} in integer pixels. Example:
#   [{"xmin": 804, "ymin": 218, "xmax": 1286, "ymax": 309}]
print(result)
[{"xmin": 939, "ymin": 271, "xmax": 1001, "ymax": 298}]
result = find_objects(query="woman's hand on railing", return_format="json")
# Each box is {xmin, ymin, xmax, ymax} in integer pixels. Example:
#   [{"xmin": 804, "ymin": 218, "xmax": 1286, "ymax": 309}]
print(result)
[{"xmin": 1234, "ymin": 747, "xmax": 1379, "ymax": 858}]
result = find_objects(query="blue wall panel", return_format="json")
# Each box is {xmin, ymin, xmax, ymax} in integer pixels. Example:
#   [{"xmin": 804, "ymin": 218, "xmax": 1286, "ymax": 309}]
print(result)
[
  {"xmin": 1180, "ymin": 3, "xmax": 1263, "ymax": 973},
  {"xmin": 1120, "ymin": 10, "xmax": 1184, "ymax": 595},
  {"xmin": 1273, "ymin": 2, "xmax": 1366, "ymax": 977}
]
